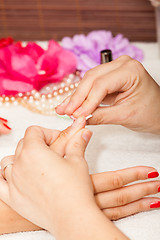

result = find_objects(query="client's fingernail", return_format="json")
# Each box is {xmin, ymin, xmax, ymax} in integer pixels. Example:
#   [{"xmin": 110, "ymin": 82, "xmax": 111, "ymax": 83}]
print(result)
[
  {"xmin": 148, "ymin": 171, "xmax": 159, "ymax": 178},
  {"xmin": 82, "ymin": 130, "xmax": 92, "ymax": 143},
  {"xmin": 150, "ymin": 201, "xmax": 160, "ymax": 209},
  {"xmin": 158, "ymin": 186, "xmax": 160, "ymax": 192},
  {"xmin": 0, "ymin": 117, "xmax": 8, "ymax": 122},
  {"xmin": 3, "ymin": 123, "xmax": 11, "ymax": 130},
  {"xmin": 72, "ymin": 116, "xmax": 85, "ymax": 128}
]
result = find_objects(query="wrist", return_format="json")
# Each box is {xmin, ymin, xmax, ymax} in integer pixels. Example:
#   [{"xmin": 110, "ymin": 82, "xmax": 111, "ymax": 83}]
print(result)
[{"xmin": 49, "ymin": 201, "xmax": 128, "ymax": 240}]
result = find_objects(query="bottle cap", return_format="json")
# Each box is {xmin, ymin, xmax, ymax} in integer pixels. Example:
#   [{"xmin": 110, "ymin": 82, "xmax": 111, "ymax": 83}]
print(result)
[{"xmin": 100, "ymin": 49, "xmax": 112, "ymax": 64}]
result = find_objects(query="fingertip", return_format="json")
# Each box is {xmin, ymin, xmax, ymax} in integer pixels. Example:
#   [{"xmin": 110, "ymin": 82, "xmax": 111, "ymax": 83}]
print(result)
[
  {"xmin": 55, "ymin": 96, "xmax": 71, "ymax": 114},
  {"xmin": 82, "ymin": 129, "xmax": 93, "ymax": 144},
  {"xmin": 0, "ymin": 122, "xmax": 11, "ymax": 135},
  {"xmin": 55, "ymin": 106, "xmax": 65, "ymax": 115}
]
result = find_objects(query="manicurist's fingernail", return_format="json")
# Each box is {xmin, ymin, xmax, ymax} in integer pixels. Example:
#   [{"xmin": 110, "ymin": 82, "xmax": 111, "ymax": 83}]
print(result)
[
  {"xmin": 82, "ymin": 130, "xmax": 92, "ymax": 143},
  {"xmin": 72, "ymin": 116, "xmax": 85, "ymax": 128},
  {"xmin": 148, "ymin": 171, "xmax": 159, "ymax": 178},
  {"xmin": 3, "ymin": 123, "xmax": 11, "ymax": 130},
  {"xmin": 150, "ymin": 201, "xmax": 160, "ymax": 209}
]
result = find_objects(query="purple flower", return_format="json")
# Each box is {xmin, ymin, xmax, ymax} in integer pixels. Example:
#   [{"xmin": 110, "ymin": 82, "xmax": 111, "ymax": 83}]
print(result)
[{"xmin": 61, "ymin": 30, "xmax": 144, "ymax": 76}]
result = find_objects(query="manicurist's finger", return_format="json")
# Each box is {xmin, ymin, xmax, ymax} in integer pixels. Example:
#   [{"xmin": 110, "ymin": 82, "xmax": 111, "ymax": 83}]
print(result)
[
  {"xmin": 91, "ymin": 166, "xmax": 159, "ymax": 193},
  {"xmin": 55, "ymin": 95, "xmax": 72, "ymax": 115},
  {"xmin": 72, "ymin": 64, "xmax": 133, "ymax": 118},
  {"xmin": 65, "ymin": 128, "xmax": 92, "ymax": 159},
  {"xmin": 95, "ymin": 180, "xmax": 160, "ymax": 209},
  {"xmin": 50, "ymin": 116, "xmax": 86, "ymax": 156},
  {"xmin": 103, "ymin": 197, "xmax": 160, "ymax": 221},
  {"xmin": 61, "ymin": 56, "xmax": 132, "ymax": 116}
]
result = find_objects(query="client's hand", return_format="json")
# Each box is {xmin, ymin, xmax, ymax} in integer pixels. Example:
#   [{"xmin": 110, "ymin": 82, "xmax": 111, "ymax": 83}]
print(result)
[
  {"xmin": 0, "ymin": 117, "xmax": 11, "ymax": 134},
  {"xmin": 92, "ymin": 167, "xmax": 160, "ymax": 220},
  {"xmin": 56, "ymin": 56, "xmax": 160, "ymax": 134}
]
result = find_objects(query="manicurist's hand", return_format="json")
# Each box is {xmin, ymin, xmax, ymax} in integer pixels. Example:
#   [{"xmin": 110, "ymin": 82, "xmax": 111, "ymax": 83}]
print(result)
[
  {"xmin": 56, "ymin": 56, "xmax": 160, "ymax": 134},
  {"xmin": 0, "ymin": 117, "xmax": 128, "ymax": 240}
]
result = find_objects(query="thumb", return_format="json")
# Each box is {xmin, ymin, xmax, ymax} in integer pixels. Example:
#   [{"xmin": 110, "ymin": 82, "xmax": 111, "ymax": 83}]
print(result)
[
  {"xmin": 65, "ymin": 128, "xmax": 92, "ymax": 158},
  {"xmin": 87, "ymin": 105, "xmax": 130, "ymax": 126}
]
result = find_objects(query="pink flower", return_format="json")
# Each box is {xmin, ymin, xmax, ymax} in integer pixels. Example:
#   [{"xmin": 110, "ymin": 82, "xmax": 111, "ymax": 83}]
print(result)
[
  {"xmin": 0, "ymin": 37, "xmax": 14, "ymax": 48},
  {"xmin": 0, "ymin": 40, "xmax": 77, "ymax": 95}
]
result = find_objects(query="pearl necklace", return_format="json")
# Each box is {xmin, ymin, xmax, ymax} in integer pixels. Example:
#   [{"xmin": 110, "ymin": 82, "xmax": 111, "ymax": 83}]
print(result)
[{"xmin": 0, "ymin": 72, "xmax": 81, "ymax": 115}]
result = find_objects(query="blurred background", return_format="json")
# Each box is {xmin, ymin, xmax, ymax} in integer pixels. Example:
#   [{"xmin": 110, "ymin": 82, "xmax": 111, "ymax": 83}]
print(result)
[{"xmin": 0, "ymin": 0, "xmax": 156, "ymax": 42}]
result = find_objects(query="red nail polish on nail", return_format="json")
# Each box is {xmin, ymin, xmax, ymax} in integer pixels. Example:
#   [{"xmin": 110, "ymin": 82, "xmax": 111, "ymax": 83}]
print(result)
[
  {"xmin": 150, "ymin": 201, "xmax": 160, "ymax": 209},
  {"xmin": 158, "ymin": 186, "xmax": 160, "ymax": 192},
  {"xmin": 0, "ymin": 117, "xmax": 8, "ymax": 122},
  {"xmin": 3, "ymin": 123, "xmax": 11, "ymax": 130},
  {"xmin": 148, "ymin": 171, "xmax": 159, "ymax": 178}
]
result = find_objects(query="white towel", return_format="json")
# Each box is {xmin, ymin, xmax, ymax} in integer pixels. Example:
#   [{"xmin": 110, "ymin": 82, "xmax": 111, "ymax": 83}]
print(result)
[{"xmin": 0, "ymin": 42, "xmax": 160, "ymax": 240}]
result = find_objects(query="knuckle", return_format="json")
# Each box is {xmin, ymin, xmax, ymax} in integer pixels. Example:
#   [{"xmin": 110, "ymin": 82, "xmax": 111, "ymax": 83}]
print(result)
[
  {"xmin": 127, "ymin": 59, "xmax": 143, "ymax": 72},
  {"xmin": 116, "ymin": 192, "xmax": 127, "ymax": 206},
  {"xmin": 92, "ymin": 112, "xmax": 105, "ymax": 125},
  {"xmin": 59, "ymin": 130, "xmax": 69, "ymax": 138},
  {"xmin": 83, "ymin": 69, "xmax": 94, "ymax": 79},
  {"xmin": 72, "ymin": 140, "xmax": 83, "ymax": 150},
  {"xmin": 25, "ymin": 125, "xmax": 39, "ymax": 135},
  {"xmin": 59, "ymin": 127, "xmax": 71, "ymax": 139},
  {"xmin": 144, "ymin": 183, "xmax": 154, "ymax": 195},
  {"xmin": 117, "ymin": 55, "xmax": 132, "ymax": 62},
  {"xmin": 110, "ymin": 209, "xmax": 121, "ymax": 220},
  {"xmin": 138, "ymin": 200, "xmax": 146, "ymax": 212},
  {"xmin": 112, "ymin": 173, "xmax": 124, "ymax": 188}
]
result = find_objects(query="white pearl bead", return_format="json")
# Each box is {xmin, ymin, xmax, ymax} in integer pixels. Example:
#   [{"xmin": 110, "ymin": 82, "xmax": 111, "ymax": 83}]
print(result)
[
  {"xmin": 35, "ymin": 101, "xmax": 40, "ymax": 105},
  {"xmin": 56, "ymin": 96, "xmax": 60, "ymax": 101},
  {"xmin": 70, "ymin": 84, "xmax": 74, "ymax": 89},
  {"xmin": 11, "ymin": 97, "xmax": 15, "ymax": 101},
  {"xmin": 47, "ymin": 94, "xmax": 52, "ymax": 98},
  {"xmin": 46, "ymin": 86, "xmax": 51, "ymax": 91},
  {"xmin": 5, "ymin": 102, "xmax": 10, "ymax": 107},
  {"xmin": 53, "ymin": 91, "xmax": 58, "ymax": 96},
  {"xmin": 34, "ymin": 92, "xmax": 40, "ymax": 99},
  {"xmin": 61, "ymin": 83, "xmax": 65, "ymax": 88},
  {"xmin": 65, "ymin": 87, "xmax": 69, "ymax": 92},
  {"xmin": 59, "ymin": 89, "xmax": 63, "ymax": 94},
  {"xmin": 67, "ymin": 78, "xmax": 71, "ymax": 83},
  {"xmin": 41, "ymin": 95, "xmax": 46, "ymax": 99},
  {"xmin": 5, "ymin": 97, "xmax": 9, "ymax": 101},
  {"xmin": 13, "ymin": 101, "xmax": 18, "ymax": 105}
]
